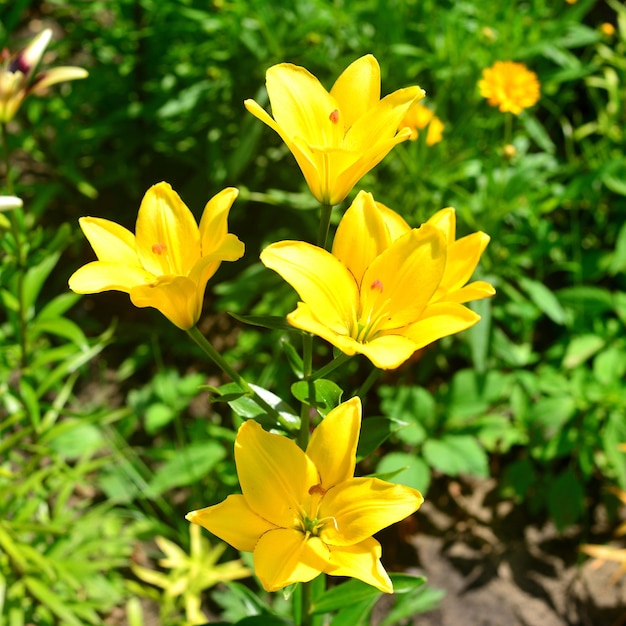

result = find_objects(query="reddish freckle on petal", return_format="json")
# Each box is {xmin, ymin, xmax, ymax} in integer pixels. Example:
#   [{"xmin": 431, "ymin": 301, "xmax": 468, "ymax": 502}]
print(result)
[
  {"xmin": 152, "ymin": 242, "xmax": 167, "ymax": 255},
  {"xmin": 370, "ymin": 279, "xmax": 383, "ymax": 293},
  {"xmin": 309, "ymin": 484, "xmax": 326, "ymax": 496},
  {"xmin": 329, "ymin": 109, "xmax": 339, "ymax": 124}
]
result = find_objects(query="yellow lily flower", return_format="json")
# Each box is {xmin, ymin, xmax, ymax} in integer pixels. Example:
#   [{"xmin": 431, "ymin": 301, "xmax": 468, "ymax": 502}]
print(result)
[
  {"xmin": 0, "ymin": 29, "xmax": 88, "ymax": 123},
  {"xmin": 261, "ymin": 191, "xmax": 495, "ymax": 369},
  {"xmin": 244, "ymin": 55, "xmax": 424, "ymax": 205},
  {"xmin": 69, "ymin": 182, "xmax": 244, "ymax": 330},
  {"xmin": 187, "ymin": 397, "xmax": 422, "ymax": 593}
]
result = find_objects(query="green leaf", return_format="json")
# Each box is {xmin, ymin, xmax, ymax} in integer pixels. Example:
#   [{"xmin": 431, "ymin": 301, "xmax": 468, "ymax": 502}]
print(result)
[
  {"xmin": 379, "ymin": 385, "xmax": 436, "ymax": 438},
  {"xmin": 291, "ymin": 379, "xmax": 342, "ymax": 416},
  {"xmin": 467, "ymin": 295, "xmax": 492, "ymax": 374},
  {"xmin": 500, "ymin": 458, "xmax": 537, "ymax": 501},
  {"xmin": 328, "ymin": 599, "xmax": 378, "ymax": 626},
  {"xmin": 547, "ymin": 468, "xmax": 585, "ymax": 530},
  {"xmin": 518, "ymin": 276, "xmax": 566, "ymax": 325},
  {"xmin": 357, "ymin": 416, "xmax": 407, "ymax": 460},
  {"xmin": 146, "ymin": 441, "xmax": 226, "ymax": 498},
  {"xmin": 527, "ymin": 396, "xmax": 576, "ymax": 435},
  {"xmin": 23, "ymin": 576, "xmax": 83, "ymax": 626},
  {"xmin": 608, "ymin": 221, "xmax": 626, "ymax": 275},
  {"xmin": 310, "ymin": 578, "xmax": 382, "ymax": 613},
  {"xmin": 376, "ymin": 452, "xmax": 431, "ymax": 493},
  {"xmin": 229, "ymin": 312, "xmax": 298, "ymax": 332},
  {"xmin": 22, "ymin": 251, "xmax": 61, "ymax": 313},
  {"xmin": 422, "ymin": 435, "xmax": 489, "ymax": 478},
  {"xmin": 235, "ymin": 617, "xmax": 291, "ymax": 626},
  {"xmin": 36, "ymin": 292, "xmax": 82, "ymax": 321},
  {"xmin": 29, "ymin": 317, "xmax": 89, "ymax": 349},
  {"xmin": 45, "ymin": 421, "xmax": 105, "ymax": 459},
  {"xmin": 145, "ymin": 402, "xmax": 177, "ymax": 434},
  {"xmin": 562, "ymin": 334, "xmax": 605, "ymax": 369},
  {"xmin": 602, "ymin": 410, "xmax": 626, "ymax": 489},
  {"xmin": 378, "ymin": 584, "xmax": 443, "ymax": 626},
  {"xmin": 208, "ymin": 382, "xmax": 299, "ymax": 430},
  {"xmin": 594, "ymin": 346, "xmax": 626, "ymax": 387}
]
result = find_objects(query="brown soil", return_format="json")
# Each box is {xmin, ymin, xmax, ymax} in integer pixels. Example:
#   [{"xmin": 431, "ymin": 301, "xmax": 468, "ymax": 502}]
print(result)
[{"xmin": 385, "ymin": 476, "xmax": 626, "ymax": 626}]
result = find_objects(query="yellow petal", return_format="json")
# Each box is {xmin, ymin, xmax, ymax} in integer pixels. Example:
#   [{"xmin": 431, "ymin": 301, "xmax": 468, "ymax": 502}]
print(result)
[
  {"xmin": 261, "ymin": 241, "xmax": 358, "ymax": 336},
  {"xmin": 327, "ymin": 538, "xmax": 393, "ymax": 593},
  {"xmin": 286, "ymin": 303, "xmax": 355, "ymax": 349},
  {"xmin": 77, "ymin": 216, "xmax": 138, "ymax": 265},
  {"xmin": 435, "ymin": 231, "xmax": 491, "ymax": 299},
  {"xmin": 307, "ymin": 397, "xmax": 361, "ymax": 488},
  {"xmin": 332, "ymin": 191, "xmax": 393, "ymax": 287},
  {"xmin": 353, "ymin": 334, "xmax": 420, "ymax": 370},
  {"xmin": 186, "ymin": 495, "xmax": 275, "ymax": 552},
  {"xmin": 442, "ymin": 281, "xmax": 496, "ymax": 304},
  {"xmin": 360, "ymin": 224, "xmax": 446, "ymax": 332},
  {"xmin": 30, "ymin": 66, "xmax": 88, "ymax": 93},
  {"xmin": 264, "ymin": 63, "xmax": 341, "ymax": 147},
  {"xmin": 344, "ymin": 86, "xmax": 424, "ymax": 152},
  {"xmin": 235, "ymin": 420, "xmax": 318, "ymax": 528},
  {"xmin": 130, "ymin": 275, "xmax": 201, "ymax": 330},
  {"xmin": 135, "ymin": 182, "xmax": 200, "ymax": 277},
  {"xmin": 198, "ymin": 187, "xmax": 240, "ymax": 254},
  {"xmin": 304, "ymin": 144, "xmax": 362, "ymax": 205},
  {"xmin": 68, "ymin": 261, "xmax": 153, "ymax": 294},
  {"xmin": 329, "ymin": 127, "xmax": 413, "ymax": 205},
  {"xmin": 426, "ymin": 207, "xmax": 455, "ymax": 243},
  {"xmin": 375, "ymin": 201, "xmax": 411, "ymax": 242},
  {"xmin": 330, "ymin": 55, "xmax": 380, "ymax": 129},
  {"xmin": 402, "ymin": 301, "xmax": 481, "ymax": 347},
  {"xmin": 254, "ymin": 530, "xmax": 330, "ymax": 592},
  {"xmin": 320, "ymin": 477, "xmax": 423, "ymax": 546},
  {"xmin": 188, "ymin": 232, "xmax": 245, "ymax": 299}
]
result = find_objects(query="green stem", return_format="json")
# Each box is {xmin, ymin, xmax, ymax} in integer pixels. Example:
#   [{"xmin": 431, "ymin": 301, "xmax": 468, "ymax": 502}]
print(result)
[
  {"xmin": 297, "ymin": 333, "xmax": 313, "ymax": 451},
  {"xmin": 317, "ymin": 203, "xmax": 333, "ymax": 249},
  {"xmin": 504, "ymin": 112, "xmax": 513, "ymax": 147},
  {"xmin": 186, "ymin": 326, "xmax": 292, "ymax": 431},
  {"xmin": 299, "ymin": 580, "xmax": 313, "ymax": 626},
  {"xmin": 1, "ymin": 123, "xmax": 13, "ymax": 195},
  {"xmin": 310, "ymin": 352, "xmax": 352, "ymax": 381},
  {"xmin": 354, "ymin": 366, "xmax": 381, "ymax": 399}
]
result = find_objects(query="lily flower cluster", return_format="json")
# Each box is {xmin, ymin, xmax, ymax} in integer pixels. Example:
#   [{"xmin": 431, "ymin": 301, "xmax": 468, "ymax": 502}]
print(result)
[
  {"xmin": 68, "ymin": 53, "xmax": 496, "ymax": 597},
  {"xmin": 0, "ymin": 28, "xmax": 87, "ymax": 123}
]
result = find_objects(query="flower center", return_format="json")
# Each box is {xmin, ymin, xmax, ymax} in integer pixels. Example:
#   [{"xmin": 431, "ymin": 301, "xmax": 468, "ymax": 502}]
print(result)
[
  {"xmin": 297, "ymin": 484, "xmax": 337, "ymax": 538},
  {"xmin": 328, "ymin": 109, "xmax": 339, "ymax": 124},
  {"xmin": 151, "ymin": 242, "xmax": 167, "ymax": 255}
]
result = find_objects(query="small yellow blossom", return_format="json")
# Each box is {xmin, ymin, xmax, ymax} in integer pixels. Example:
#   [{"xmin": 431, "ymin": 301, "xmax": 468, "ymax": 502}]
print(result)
[
  {"xmin": 0, "ymin": 29, "xmax": 88, "ymax": 123},
  {"xmin": 187, "ymin": 397, "xmax": 423, "ymax": 593},
  {"xmin": 260, "ymin": 191, "xmax": 494, "ymax": 370},
  {"xmin": 400, "ymin": 102, "xmax": 444, "ymax": 146},
  {"xmin": 478, "ymin": 61, "xmax": 540, "ymax": 115},
  {"xmin": 601, "ymin": 23, "xmax": 616, "ymax": 37},
  {"xmin": 69, "ymin": 182, "xmax": 244, "ymax": 330},
  {"xmin": 245, "ymin": 55, "xmax": 424, "ymax": 205}
]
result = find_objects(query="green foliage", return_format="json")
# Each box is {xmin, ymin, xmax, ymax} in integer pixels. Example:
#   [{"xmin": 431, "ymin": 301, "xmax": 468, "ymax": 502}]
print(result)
[{"xmin": 2, "ymin": 0, "xmax": 626, "ymax": 623}]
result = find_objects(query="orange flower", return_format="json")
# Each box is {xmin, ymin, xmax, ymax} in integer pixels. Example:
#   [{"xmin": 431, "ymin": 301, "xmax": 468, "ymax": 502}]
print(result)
[
  {"xmin": 400, "ymin": 102, "xmax": 444, "ymax": 146},
  {"xmin": 478, "ymin": 61, "xmax": 540, "ymax": 115}
]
